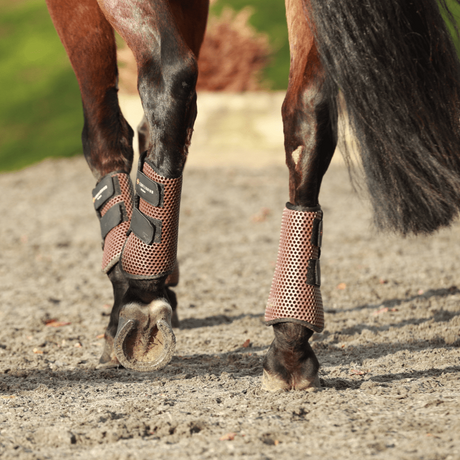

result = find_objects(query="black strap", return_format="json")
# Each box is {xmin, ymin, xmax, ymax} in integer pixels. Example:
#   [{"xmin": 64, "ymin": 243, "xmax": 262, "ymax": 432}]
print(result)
[
  {"xmin": 136, "ymin": 170, "xmax": 163, "ymax": 207},
  {"xmin": 100, "ymin": 203, "xmax": 123, "ymax": 240},
  {"xmin": 130, "ymin": 208, "xmax": 162, "ymax": 245},
  {"xmin": 92, "ymin": 175, "xmax": 115, "ymax": 211},
  {"xmin": 306, "ymin": 258, "xmax": 321, "ymax": 287},
  {"xmin": 311, "ymin": 217, "xmax": 323, "ymax": 247}
]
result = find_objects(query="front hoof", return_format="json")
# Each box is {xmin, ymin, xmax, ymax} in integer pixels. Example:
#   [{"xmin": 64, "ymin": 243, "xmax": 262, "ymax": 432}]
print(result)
[
  {"xmin": 97, "ymin": 334, "xmax": 121, "ymax": 369},
  {"xmin": 113, "ymin": 299, "xmax": 176, "ymax": 372}
]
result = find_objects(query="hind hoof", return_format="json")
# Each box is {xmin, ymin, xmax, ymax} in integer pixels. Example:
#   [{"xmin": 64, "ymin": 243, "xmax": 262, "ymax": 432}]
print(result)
[
  {"xmin": 114, "ymin": 299, "xmax": 176, "ymax": 372},
  {"xmin": 261, "ymin": 324, "xmax": 320, "ymax": 391},
  {"xmin": 261, "ymin": 369, "xmax": 320, "ymax": 391}
]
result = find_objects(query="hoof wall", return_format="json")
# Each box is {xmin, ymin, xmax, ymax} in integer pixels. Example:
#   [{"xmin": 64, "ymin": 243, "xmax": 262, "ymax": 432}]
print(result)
[
  {"xmin": 114, "ymin": 299, "xmax": 176, "ymax": 372},
  {"xmin": 261, "ymin": 369, "xmax": 321, "ymax": 392},
  {"xmin": 97, "ymin": 335, "xmax": 121, "ymax": 369}
]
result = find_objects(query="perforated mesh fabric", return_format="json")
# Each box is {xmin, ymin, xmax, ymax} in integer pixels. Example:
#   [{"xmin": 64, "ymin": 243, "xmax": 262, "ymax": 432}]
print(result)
[
  {"xmin": 100, "ymin": 173, "xmax": 134, "ymax": 273},
  {"xmin": 121, "ymin": 162, "xmax": 182, "ymax": 279},
  {"xmin": 265, "ymin": 207, "xmax": 324, "ymax": 332}
]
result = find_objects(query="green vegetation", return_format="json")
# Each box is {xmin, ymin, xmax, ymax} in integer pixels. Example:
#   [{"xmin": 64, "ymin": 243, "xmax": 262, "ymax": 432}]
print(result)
[
  {"xmin": 1, "ymin": 0, "xmax": 460, "ymax": 171},
  {"xmin": 440, "ymin": 0, "xmax": 460, "ymax": 53},
  {"xmin": 0, "ymin": 0, "xmax": 82, "ymax": 172}
]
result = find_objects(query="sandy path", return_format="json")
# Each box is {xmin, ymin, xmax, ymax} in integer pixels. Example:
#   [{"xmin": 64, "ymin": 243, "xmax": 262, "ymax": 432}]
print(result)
[{"xmin": 0, "ymin": 94, "xmax": 459, "ymax": 459}]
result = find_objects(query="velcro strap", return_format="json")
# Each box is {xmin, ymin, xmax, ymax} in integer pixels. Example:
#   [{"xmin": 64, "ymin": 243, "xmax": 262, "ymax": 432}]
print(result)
[
  {"xmin": 136, "ymin": 170, "xmax": 163, "ymax": 207},
  {"xmin": 306, "ymin": 258, "xmax": 321, "ymax": 286},
  {"xmin": 100, "ymin": 203, "xmax": 123, "ymax": 239},
  {"xmin": 311, "ymin": 217, "xmax": 323, "ymax": 247},
  {"xmin": 130, "ymin": 208, "xmax": 162, "ymax": 245},
  {"xmin": 92, "ymin": 175, "xmax": 115, "ymax": 211}
]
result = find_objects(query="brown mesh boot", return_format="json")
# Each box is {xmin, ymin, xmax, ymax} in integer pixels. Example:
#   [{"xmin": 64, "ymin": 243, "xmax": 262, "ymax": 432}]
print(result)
[
  {"xmin": 265, "ymin": 204, "xmax": 324, "ymax": 333},
  {"xmin": 92, "ymin": 172, "xmax": 134, "ymax": 274},
  {"xmin": 121, "ymin": 154, "xmax": 182, "ymax": 280}
]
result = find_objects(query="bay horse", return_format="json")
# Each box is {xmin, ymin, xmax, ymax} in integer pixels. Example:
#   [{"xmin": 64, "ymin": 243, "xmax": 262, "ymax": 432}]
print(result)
[{"xmin": 46, "ymin": 0, "xmax": 460, "ymax": 390}]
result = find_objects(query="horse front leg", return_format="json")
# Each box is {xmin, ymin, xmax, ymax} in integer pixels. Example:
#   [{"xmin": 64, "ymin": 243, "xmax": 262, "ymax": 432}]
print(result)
[
  {"xmin": 137, "ymin": 116, "xmax": 181, "ymax": 328},
  {"xmin": 97, "ymin": 0, "xmax": 208, "ymax": 371},
  {"xmin": 46, "ymin": 0, "xmax": 135, "ymax": 368},
  {"xmin": 262, "ymin": 0, "xmax": 337, "ymax": 390}
]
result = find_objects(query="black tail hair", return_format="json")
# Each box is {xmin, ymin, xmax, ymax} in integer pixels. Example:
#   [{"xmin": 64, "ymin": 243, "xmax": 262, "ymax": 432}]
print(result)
[{"xmin": 307, "ymin": 0, "xmax": 460, "ymax": 235}]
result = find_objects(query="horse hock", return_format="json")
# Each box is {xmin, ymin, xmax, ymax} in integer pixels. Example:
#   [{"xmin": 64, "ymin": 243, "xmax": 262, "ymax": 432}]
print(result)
[
  {"xmin": 263, "ymin": 205, "xmax": 323, "ymax": 390},
  {"xmin": 110, "ymin": 153, "xmax": 182, "ymax": 371}
]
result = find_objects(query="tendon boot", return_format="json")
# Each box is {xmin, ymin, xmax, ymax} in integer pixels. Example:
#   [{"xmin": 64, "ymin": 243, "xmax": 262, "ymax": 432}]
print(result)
[
  {"xmin": 92, "ymin": 171, "xmax": 134, "ymax": 367},
  {"xmin": 265, "ymin": 204, "xmax": 324, "ymax": 330},
  {"xmin": 111, "ymin": 152, "xmax": 182, "ymax": 371},
  {"xmin": 92, "ymin": 171, "xmax": 134, "ymax": 274},
  {"xmin": 121, "ymin": 152, "xmax": 182, "ymax": 281},
  {"xmin": 263, "ymin": 204, "xmax": 323, "ymax": 390}
]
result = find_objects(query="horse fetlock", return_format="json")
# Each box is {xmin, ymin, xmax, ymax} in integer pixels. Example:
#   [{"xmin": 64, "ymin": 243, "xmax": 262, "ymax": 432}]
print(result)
[
  {"xmin": 165, "ymin": 285, "xmax": 180, "ymax": 328},
  {"xmin": 113, "ymin": 299, "xmax": 176, "ymax": 372}
]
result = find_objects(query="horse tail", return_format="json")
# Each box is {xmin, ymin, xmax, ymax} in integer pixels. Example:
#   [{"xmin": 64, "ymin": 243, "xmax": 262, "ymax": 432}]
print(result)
[{"xmin": 307, "ymin": 0, "xmax": 460, "ymax": 235}]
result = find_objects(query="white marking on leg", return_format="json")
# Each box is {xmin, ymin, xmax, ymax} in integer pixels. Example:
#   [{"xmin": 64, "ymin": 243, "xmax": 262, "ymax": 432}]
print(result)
[{"xmin": 292, "ymin": 146, "xmax": 303, "ymax": 165}]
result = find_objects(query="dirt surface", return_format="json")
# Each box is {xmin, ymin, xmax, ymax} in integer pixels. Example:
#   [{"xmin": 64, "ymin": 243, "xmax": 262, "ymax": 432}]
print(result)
[{"xmin": 1, "ymin": 137, "xmax": 460, "ymax": 457}]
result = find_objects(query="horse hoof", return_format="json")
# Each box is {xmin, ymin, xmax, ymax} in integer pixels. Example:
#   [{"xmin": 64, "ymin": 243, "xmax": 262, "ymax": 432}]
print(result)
[
  {"xmin": 96, "ymin": 334, "xmax": 122, "ymax": 369},
  {"xmin": 96, "ymin": 358, "xmax": 121, "ymax": 370},
  {"xmin": 113, "ymin": 299, "xmax": 176, "ymax": 372},
  {"xmin": 261, "ymin": 369, "xmax": 321, "ymax": 392}
]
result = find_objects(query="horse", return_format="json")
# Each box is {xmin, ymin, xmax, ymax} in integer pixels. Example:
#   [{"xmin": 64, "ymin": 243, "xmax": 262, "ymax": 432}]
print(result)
[{"xmin": 45, "ymin": 0, "xmax": 460, "ymax": 391}]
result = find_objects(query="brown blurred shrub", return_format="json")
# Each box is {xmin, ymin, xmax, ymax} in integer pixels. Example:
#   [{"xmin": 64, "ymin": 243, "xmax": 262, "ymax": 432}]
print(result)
[
  {"xmin": 197, "ymin": 7, "xmax": 271, "ymax": 91},
  {"xmin": 117, "ymin": 7, "xmax": 271, "ymax": 94}
]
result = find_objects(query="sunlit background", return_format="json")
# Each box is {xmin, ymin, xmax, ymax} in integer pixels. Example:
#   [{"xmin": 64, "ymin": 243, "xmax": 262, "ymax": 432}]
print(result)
[
  {"xmin": 1, "ymin": 0, "xmax": 459, "ymax": 172},
  {"xmin": 0, "ymin": 0, "xmax": 289, "ymax": 172}
]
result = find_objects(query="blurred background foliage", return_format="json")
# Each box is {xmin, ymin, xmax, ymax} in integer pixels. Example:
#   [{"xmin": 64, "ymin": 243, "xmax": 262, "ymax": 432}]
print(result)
[
  {"xmin": 0, "ymin": 0, "xmax": 459, "ymax": 171},
  {"xmin": 0, "ymin": 0, "xmax": 82, "ymax": 171},
  {"xmin": 0, "ymin": 0, "xmax": 290, "ymax": 172}
]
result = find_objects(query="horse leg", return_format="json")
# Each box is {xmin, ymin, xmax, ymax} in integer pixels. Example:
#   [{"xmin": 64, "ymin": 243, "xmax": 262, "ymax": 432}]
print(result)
[
  {"xmin": 262, "ymin": 0, "xmax": 337, "ymax": 390},
  {"xmin": 46, "ymin": 0, "xmax": 135, "ymax": 367},
  {"xmin": 96, "ymin": 0, "xmax": 208, "ymax": 371},
  {"xmin": 138, "ymin": 117, "xmax": 180, "ymax": 327}
]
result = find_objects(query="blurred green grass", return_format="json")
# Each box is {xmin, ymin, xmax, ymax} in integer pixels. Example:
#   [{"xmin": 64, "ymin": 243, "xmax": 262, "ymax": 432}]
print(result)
[
  {"xmin": 1, "ymin": 0, "xmax": 459, "ymax": 172},
  {"xmin": 0, "ymin": 0, "xmax": 83, "ymax": 172},
  {"xmin": 0, "ymin": 0, "xmax": 290, "ymax": 172}
]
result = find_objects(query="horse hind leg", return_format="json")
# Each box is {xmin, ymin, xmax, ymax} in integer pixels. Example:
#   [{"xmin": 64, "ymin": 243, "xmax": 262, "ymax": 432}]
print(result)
[
  {"xmin": 262, "ymin": 0, "xmax": 337, "ymax": 391},
  {"xmin": 96, "ymin": 0, "xmax": 208, "ymax": 371},
  {"xmin": 46, "ymin": 0, "xmax": 135, "ymax": 368}
]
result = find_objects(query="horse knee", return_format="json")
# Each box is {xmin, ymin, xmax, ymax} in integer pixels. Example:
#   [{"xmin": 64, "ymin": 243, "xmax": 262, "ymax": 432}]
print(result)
[
  {"xmin": 137, "ymin": 52, "xmax": 198, "ymax": 175},
  {"xmin": 138, "ymin": 52, "xmax": 198, "ymax": 105}
]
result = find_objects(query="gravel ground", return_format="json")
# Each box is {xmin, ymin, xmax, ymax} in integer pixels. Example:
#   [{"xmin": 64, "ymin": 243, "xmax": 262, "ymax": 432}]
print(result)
[{"xmin": 0, "ymin": 155, "xmax": 459, "ymax": 459}]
